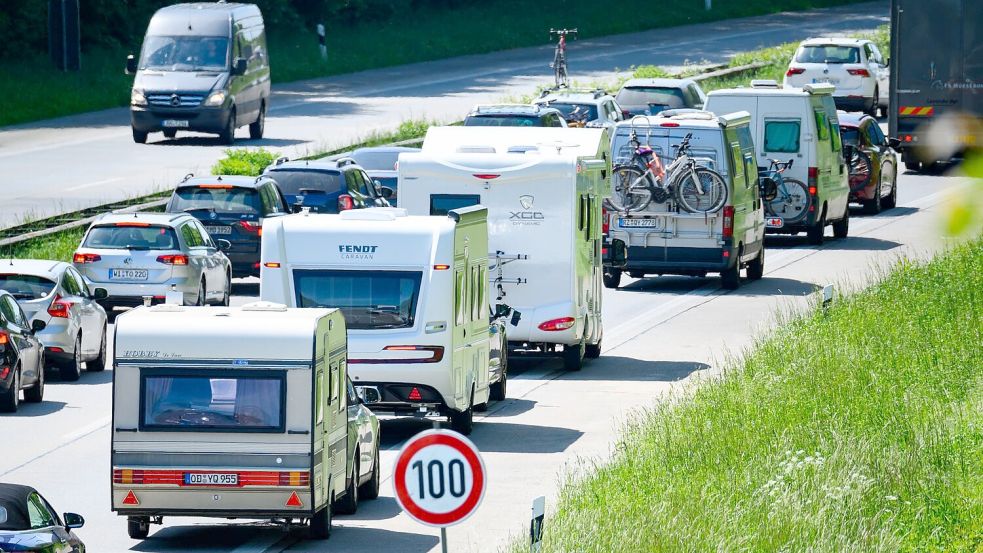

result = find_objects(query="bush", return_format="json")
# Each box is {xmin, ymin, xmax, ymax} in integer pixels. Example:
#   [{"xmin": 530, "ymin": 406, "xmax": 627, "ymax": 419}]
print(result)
[{"xmin": 211, "ymin": 148, "xmax": 279, "ymax": 176}]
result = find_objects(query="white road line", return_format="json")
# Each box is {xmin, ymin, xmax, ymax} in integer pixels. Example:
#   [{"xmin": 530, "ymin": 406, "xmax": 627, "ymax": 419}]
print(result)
[
  {"xmin": 0, "ymin": 416, "xmax": 110, "ymax": 478},
  {"xmin": 66, "ymin": 177, "xmax": 125, "ymax": 192}
]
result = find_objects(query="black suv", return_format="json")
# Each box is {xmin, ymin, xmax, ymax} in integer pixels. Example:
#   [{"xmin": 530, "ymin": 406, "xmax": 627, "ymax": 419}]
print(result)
[
  {"xmin": 463, "ymin": 104, "xmax": 567, "ymax": 127},
  {"xmin": 165, "ymin": 175, "xmax": 287, "ymax": 278},
  {"xmin": 263, "ymin": 157, "xmax": 392, "ymax": 214}
]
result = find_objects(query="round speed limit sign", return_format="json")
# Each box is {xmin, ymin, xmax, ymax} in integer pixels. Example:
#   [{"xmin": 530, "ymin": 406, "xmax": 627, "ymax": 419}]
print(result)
[{"xmin": 393, "ymin": 429, "xmax": 486, "ymax": 527}]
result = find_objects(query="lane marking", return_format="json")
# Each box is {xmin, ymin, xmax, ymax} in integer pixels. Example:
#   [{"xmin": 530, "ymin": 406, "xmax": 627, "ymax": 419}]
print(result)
[{"xmin": 0, "ymin": 416, "xmax": 110, "ymax": 478}]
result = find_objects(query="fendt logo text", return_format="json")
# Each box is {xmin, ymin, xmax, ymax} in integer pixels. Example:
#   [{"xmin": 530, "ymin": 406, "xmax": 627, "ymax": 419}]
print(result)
[{"xmin": 339, "ymin": 244, "xmax": 378, "ymax": 260}]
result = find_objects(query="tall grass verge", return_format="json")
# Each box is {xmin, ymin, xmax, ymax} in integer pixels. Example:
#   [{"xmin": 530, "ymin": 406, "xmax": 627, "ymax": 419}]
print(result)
[
  {"xmin": 522, "ymin": 238, "xmax": 983, "ymax": 552},
  {"xmin": 1, "ymin": 228, "xmax": 87, "ymax": 263}
]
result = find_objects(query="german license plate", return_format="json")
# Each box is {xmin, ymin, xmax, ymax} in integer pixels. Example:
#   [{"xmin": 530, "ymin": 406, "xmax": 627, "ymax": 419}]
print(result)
[
  {"xmin": 109, "ymin": 268, "xmax": 148, "ymax": 280},
  {"xmin": 184, "ymin": 473, "xmax": 238, "ymax": 486},
  {"xmin": 162, "ymin": 119, "xmax": 189, "ymax": 128},
  {"xmin": 812, "ymin": 78, "xmax": 839, "ymax": 85},
  {"xmin": 205, "ymin": 225, "xmax": 232, "ymax": 235},
  {"xmin": 619, "ymin": 217, "xmax": 662, "ymax": 229},
  {"xmin": 766, "ymin": 217, "xmax": 785, "ymax": 229}
]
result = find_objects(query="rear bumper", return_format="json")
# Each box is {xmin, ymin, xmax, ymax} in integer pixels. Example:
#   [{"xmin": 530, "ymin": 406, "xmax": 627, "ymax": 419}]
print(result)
[
  {"xmin": 833, "ymin": 95, "xmax": 873, "ymax": 112},
  {"xmin": 131, "ymin": 106, "xmax": 231, "ymax": 134},
  {"xmin": 89, "ymin": 278, "xmax": 198, "ymax": 307},
  {"xmin": 227, "ymin": 252, "xmax": 259, "ymax": 278},
  {"xmin": 605, "ymin": 238, "xmax": 737, "ymax": 274},
  {"xmin": 353, "ymin": 382, "xmax": 452, "ymax": 415},
  {"xmin": 112, "ymin": 487, "xmax": 314, "ymax": 517}
]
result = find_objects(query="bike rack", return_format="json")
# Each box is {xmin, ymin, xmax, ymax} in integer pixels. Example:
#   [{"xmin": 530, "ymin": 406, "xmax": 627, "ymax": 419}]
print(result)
[{"xmin": 489, "ymin": 250, "xmax": 528, "ymax": 301}]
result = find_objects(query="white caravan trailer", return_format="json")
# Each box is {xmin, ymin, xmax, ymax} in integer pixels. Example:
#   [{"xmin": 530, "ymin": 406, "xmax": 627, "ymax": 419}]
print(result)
[
  {"xmin": 260, "ymin": 206, "xmax": 492, "ymax": 435},
  {"xmin": 398, "ymin": 126, "xmax": 609, "ymax": 371},
  {"xmin": 111, "ymin": 303, "xmax": 348, "ymax": 539}
]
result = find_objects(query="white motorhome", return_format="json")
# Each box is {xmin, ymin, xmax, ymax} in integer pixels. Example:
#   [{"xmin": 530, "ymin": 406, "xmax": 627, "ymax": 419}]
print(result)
[
  {"xmin": 111, "ymin": 304, "xmax": 348, "ymax": 540},
  {"xmin": 260, "ymin": 207, "xmax": 493, "ymax": 435},
  {"xmin": 398, "ymin": 126, "xmax": 609, "ymax": 371}
]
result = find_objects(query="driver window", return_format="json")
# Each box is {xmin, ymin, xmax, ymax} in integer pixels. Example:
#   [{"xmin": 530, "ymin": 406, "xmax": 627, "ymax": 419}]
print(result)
[
  {"xmin": 193, "ymin": 221, "xmax": 217, "ymax": 248},
  {"xmin": 27, "ymin": 493, "xmax": 56, "ymax": 529}
]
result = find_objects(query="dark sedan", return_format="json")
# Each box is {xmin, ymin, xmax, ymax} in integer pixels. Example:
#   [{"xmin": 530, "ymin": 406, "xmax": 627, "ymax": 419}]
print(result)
[
  {"xmin": 0, "ymin": 483, "xmax": 85, "ymax": 552},
  {"xmin": 0, "ymin": 291, "xmax": 46, "ymax": 412},
  {"xmin": 838, "ymin": 111, "xmax": 900, "ymax": 214}
]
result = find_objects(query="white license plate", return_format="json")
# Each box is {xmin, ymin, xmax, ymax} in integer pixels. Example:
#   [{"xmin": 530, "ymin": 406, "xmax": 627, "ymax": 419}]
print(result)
[
  {"xmin": 109, "ymin": 268, "xmax": 148, "ymax": 280},
  {"xmin": 205, "ymin": 225, "xmax": 232, "ymax": 235},
  {"xmin": 766, "ymin": 217, "xmax": 785, "ymax": 229},
  {"xmin": 619, "ymin": 217, "xmax": 662, "ymax": 229},
  {"xmin": 184, "ymin": 473, "xmax": 239, "ymax": 486},
  {"xmin": 162, "ymin": 119, "xmax": 189, "ymax": 128},
  {"xmin": 812, "ymin": 78, "xmax": 839, "ymax": 85}
]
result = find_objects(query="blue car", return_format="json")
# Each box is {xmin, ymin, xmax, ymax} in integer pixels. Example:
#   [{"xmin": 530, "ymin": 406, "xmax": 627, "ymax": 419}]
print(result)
[{"xmin": 265, "ymin": 157, "xmax": 392, "ymax": 213}]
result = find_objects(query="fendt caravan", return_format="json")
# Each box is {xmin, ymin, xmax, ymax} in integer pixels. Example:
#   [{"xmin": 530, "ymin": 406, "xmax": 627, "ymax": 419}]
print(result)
[
  {"xmin": 398, "ymin": 127, "xmax": 609, "ymax": 371},
  {"xmin": 111, "ymin": 304, "xmax": 348, "ymax": 539},
  {"xmin": 260, "ymin": 207, "xmax": 498, "ymax": 435}
]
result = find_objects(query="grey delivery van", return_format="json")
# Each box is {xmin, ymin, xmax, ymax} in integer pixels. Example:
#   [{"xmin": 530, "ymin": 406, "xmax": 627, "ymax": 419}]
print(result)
[{"xmin": 127, "ymin": 3, "xmax": 271, "ymax": 145}]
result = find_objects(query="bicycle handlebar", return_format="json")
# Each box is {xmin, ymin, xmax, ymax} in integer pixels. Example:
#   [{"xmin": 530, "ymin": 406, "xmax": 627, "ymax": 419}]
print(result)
[
  {"xmin": 768, "ymin": 158, "xmax": 794, "ymax": 172},
  {"xmin": 550, "ymin": 28, "xmax": 578, "ymax": 37}
]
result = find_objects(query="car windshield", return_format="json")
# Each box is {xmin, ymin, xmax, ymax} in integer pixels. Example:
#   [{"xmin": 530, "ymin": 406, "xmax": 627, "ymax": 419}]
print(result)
[
  {"xmin": 83, "ymin": 225, "xmax": 180, "ymax": 250},
  {"xmin": 795, "ymin": 45, "xmax": 861, "ymax": 64},
  {"xmin": 616, "ymin": 87, "xmax": 687, "ymax": 109},
  {"xmin": 293, "ymin": 269, "xmax": 422, "ymax": 330},
  {"xmin": 465, "ymin": 115, "xmax": 542, "ymax": 127},
  {"xmin": 142, "ymin": 373, "xmax": 284, "ymax": 431},
  {"xmin": 139, "ymin": 35, "xmax": 230, "ymax": 71},
  {"xmin": 267, "ymin": 170, "xmax": 343, "ymax": 196},
  {"xmin": 349, "ymin": 151, "xmax": 400, "ymax": 171},
  {"xmin": 0, "ymin": 274, "xmax": 57, "ymax": 300},
  {"xmin": 172, "ymin": 186, "xmax": 261, "ymax": 215},
  {"xmin": 545, "ymin": 102, "xmax": 598, "ymax": 122}
]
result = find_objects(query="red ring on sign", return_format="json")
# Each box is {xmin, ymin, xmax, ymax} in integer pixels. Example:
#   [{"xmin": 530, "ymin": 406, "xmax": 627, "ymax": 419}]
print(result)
[{"xmin": 393, "ymin": 431, "xmax": 486, "ymax": 527}]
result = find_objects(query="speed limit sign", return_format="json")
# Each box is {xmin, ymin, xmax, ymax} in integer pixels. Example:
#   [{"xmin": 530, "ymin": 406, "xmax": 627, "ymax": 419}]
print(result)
[{"xmin": 393, "ymin": 429, "xmax": 486, "ymax": 527}]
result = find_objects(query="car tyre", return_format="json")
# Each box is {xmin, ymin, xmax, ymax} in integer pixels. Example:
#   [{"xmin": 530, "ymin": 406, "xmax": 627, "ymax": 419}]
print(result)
[
  {"xmin": 882, "ymin": 170, "xmax": 898, "ymax": 209},
  {"xmin": 602, "ymin": 269, "xmax": 621, "ymax": 289},
  {"xmin": 334, "ymin": 457, "xmax": 359, "ymax": 515},
  {"xmin": 585, "ymin": 337, "xmax": 601, "ymax": 359},
  {"xmin": 359, "ymin": 447, "xmax": 381, "ymax": 500},
  {"xmin": 833, "ymin": 207, "xmax": 850, "ymax": 239},
  {"xmin": 219, "ymin": 108, "xmax": 236, "ymax": 146},
  {"xmin": 866, "ymin": 88, "xmax": 879, "ymax": 117},
  {"xmin": 720, "ymin": 260, "xmax": 740, "ymax": 290},
  {"xmin": 309, "ymin": 504, "xmax": 331, "ymax": 539},
  {"xmin": 807, "ymin": 210, "xmax": 826, "ymax": 245},
  {"xmin": 249, "ymin": 102, "xmax": 266, "ymax": 140},
  {"xmin": 88, "ymin": 329, "xmax": 108, "ymax": 372},
  {"xmin": 449, "ymin": 389, "xmax": 474, "ymax": 435},
  {"xmin": 221, "ymin": 273, "xmax": 231, "ymax": 307},
  {"xmin": 746, "ymin": 248, "xmax": 764, "ymax": 281},
  {"xmin": 61, "ymin": 335, "xmax": 83, "ymax": 381},
  {"xmin": 904, "ymin": 160, "xmax": 922, "ymax": 173},
  {"xmin": 490, "ymin": 347, "xmax": 507, "ymax": 401},
  {"xmin": 24, "ymin": 362, "xmax": 43, "ymax": 403},
  {"xmin": 162, "ymin": 129, "xmax": 177, "ymax": 139},
  {"xmin": 131, "ymin": 128, "xmax": 148, "ymax": 144},
  {"xmin": 0, "ymin": 368, "xmax": 20, "ymax": 412},
  {"xmin": 562, "ymin": 340, "xmax": 584, "ymax": 371},
  {"xmin": 127, "ymin": 517, "xmax": 150, "ymax": 540}
]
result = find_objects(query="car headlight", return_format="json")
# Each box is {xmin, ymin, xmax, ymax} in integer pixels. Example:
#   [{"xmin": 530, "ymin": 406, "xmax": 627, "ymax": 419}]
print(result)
[
  {"xmin": 130, "ymin": 89, "xmax": 147, "ymax": 106},
  {"xmin": 204, "ymin": 90, "xmax": 226, "ymax": 107}
]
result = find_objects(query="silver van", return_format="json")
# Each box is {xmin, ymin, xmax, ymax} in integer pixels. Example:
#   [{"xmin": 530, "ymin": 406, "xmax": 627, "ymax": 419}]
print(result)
[{"xmin": 126, "ymin": 3, "xmax": 271, "ymax": 145}]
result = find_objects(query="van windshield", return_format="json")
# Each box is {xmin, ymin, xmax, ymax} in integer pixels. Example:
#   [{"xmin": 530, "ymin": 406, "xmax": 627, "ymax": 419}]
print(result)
[
  {"xmin": 142, "ymin": 372, "xmax": 284, "ymax": 432},
  {"xmin": 140, "ymin": 36, "xmax": 230, "ymax": 71},
  {"xmin": 293, "ymin": 270, "xmax": 422, "ymax": 330}
]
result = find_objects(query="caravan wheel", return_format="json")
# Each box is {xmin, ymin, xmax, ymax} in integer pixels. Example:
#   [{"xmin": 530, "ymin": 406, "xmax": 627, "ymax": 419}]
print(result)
[
  {"xmin": 449, "ymin": 390, "xmax": 474, "ymax": 435},
  {"xmin": 563, "ymin": 341, "xmax": 584, "ymax": 371},
  {"xmin": 127, "ymin": 517, "xmax": 150, "ymax": 540},
  {"xmin": 310, "ymin": 504, "xmax": 332, "ymax": 539}
]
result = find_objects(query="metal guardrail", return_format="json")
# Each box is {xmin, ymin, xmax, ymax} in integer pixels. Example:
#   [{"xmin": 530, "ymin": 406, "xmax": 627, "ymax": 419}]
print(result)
[
  {"xmin": 0, "ymin": 198, "xmax": 169, "ymax": 249},
  {"xmin": 690, "ymin": 61, "xmax": 768, "ymax": 82}
]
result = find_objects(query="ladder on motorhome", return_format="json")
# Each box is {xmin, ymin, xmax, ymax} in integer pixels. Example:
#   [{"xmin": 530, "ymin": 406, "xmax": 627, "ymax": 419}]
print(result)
[{"xmin": 489, "ymin": 250, "xmax": 527, "ymax": 301}]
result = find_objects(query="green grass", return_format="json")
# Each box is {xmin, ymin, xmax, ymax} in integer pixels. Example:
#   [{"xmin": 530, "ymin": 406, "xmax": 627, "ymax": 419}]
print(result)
[
  {"xmin": 521, "ymin": 238, "xmax": 983, "ymax": 552},
  {"xmin": 2, "ymin": 228, "xmax": 87, "ymax": 263},
  {"xmin": 211, "ymin": 148, "xmax": 280, "ymax": 176}
]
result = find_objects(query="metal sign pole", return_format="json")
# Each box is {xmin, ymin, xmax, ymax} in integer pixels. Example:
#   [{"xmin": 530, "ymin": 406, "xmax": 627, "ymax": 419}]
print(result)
[{"xmin": 441, "ymin": 527, "xmax": 448, "ymax": 553}]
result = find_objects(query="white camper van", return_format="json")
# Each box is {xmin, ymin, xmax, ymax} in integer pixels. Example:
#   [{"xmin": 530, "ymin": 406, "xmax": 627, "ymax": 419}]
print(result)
[
  {"xmin": 398, "ymin": 127, "xmax": 609, "ymax": 371},
  {"xmin": 111, "ymin": 304, "xmax": 348, "ymax": 539},
  {"xmin": 260, "ymin": 207, "xmax": 495, "ymax": 435}
]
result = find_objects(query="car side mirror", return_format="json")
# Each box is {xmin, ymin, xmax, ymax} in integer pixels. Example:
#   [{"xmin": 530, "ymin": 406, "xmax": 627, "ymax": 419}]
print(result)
[
  {"xmin": 232, "ymin": 57, "xmax": 247, "ymax": 76},
  {"xmin": 92, "ymin": 287, "xmax": 109, "ymax": 300},
  {"xmin": 379, "ymin": 186, "xmax": 395, "ymax": 200},
  {"xmin": 125, "ymin": 54, "xmax": 137, "ymax": 75},
  {"xmin": 31, "ymin": 319, "xmax": 47, "ymax": 333},
  {"xmin": 356, "ymin": 386, "xmax": 381, "ymax": 404},
  {"xmin": 216, "ymin": 239, "xmax": 232, "ymax": 252},
  {"xmin": 888, "ymin": 137, "xmax": 901, "ymax": 149},
  {"xmin": 510, "ymin": 310, "xmax": 522, "ymax": 327},
  {"xmin": 758, "ymin": 176, "xmax": 779, "ymax": 202},
  {"xmin": 63, "ymin": 512, "xmax": 84, "ymax": 529}
]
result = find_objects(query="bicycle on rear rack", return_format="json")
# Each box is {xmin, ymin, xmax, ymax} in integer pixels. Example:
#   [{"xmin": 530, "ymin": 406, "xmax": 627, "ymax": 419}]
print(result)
[
  {"xmin": 758, "ymin": 158, "xmax": 810, "ymax": 225},
  {"xmin": 549, "ymin": 28, "xmax": 577, "ymax": 88}
]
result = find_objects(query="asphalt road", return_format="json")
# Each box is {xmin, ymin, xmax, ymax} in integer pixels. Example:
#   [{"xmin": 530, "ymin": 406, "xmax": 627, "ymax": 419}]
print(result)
[
  {"xmin": 0, "ymin": 2, "xmax": 888, "ymax": 228},
  {"xmin": 1, "ymin": 167, "xmax": 969, "ymax": 553}
]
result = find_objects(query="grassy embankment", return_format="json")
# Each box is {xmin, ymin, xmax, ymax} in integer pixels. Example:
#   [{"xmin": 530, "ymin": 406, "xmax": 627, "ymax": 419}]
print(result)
[
  {"xmin": 514, "ymin": 238, "xmax": 983, "ymax": 552},
  {"xmin": 0, "ymin": 0, "xmax": 869, "ymax": 127}
]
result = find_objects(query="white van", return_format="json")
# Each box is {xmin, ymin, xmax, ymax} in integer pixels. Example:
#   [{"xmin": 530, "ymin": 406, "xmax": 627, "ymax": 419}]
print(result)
[
  {"xmin": 111, "ymin": 304, "xmax": 348, "ymax": 539},
  {"xmin": 260, "ymin": 207, "xmax": 493, "ymax": 435},
  {"xmin": 704, "ymin": 83, "xmax": 850, "ymax": 244},
  {"xmin": 398, "ymin": 127, "xmax": 609, "ymax": 371}
]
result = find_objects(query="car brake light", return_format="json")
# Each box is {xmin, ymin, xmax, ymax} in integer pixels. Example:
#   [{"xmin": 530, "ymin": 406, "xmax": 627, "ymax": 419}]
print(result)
[
  {"xmin": 198, "ymin": 184, "xmax": 234, "ymax": 189},
  {"xmin": 157, "ymin": 254, "xmax": 189, "ymax": 265},
  {"xmin": 660, "ymin": 122, "xmax": 680, "ymax": 127},
  {"xmin": 538, "ymin": 317, "xmax": 576, "ymax": 331},
  {"xmin": 601, "ymin": 207, "xmax": 609, "ymax": 234},
  {"xmin": 73, "ymin": 253, "xmax": 101, "ymax": 264},
  {"xmin": 473, "ymin": 174, "xmax": 500, "ymax": 180},
  {"xmin": 786, "ymin": 67, "xmax": 806, "ymax": 76},
  {"xmin": 238, "ymin": 220, "xmax": 261, "ymax": 234},
  {"xmin": 846, "ymin": 68, "xmax": 870, "ymax": 77},
  {"xmin": 48, "ymin": 295, "xmax": 73, "ymax": 318},
  {"xmin": 114, "ymin": 222, "xmax": 150, "ymax": 227},
  {"xmin": 338, "ymin": 194, "xmax": 355, "ymax": 211},
  {"xmin": 0, "ymin": 367, "xmax": 9, "ymax": 380},
  {"xmin": 722, "ymin": 206, "xmax": 735, "ymax": 238},
  {"xmin": 407, "ymin": 387, "xmax": 423, "ymax": 401}
]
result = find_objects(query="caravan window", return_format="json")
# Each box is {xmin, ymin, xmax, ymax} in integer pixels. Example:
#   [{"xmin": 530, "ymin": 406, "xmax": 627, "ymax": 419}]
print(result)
[
  {"xmin": 764, "ymin": 120, "xmax": 801, "ymax": 153},
  {"xmin": 140, "ymin": 370, "xmax": 285, "ymax": 432},
  {"xmin": 431, "ymin": 194, "xmax": 481, "ymax": 216},
  {"xmin": 294, "ymin": 269, "xmax": 422, "ymax": 330}
]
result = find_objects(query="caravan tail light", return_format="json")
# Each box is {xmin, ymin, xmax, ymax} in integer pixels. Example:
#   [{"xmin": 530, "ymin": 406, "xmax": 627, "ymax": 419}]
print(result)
[
  {"xmin": 601, "ymin": 207, "xmax": 610, "ymax": 235},
  {"xmin": 807, "ymin": 167, "xmax": 819, "ymax": 212},
  {"xmin": 473, "ymin": 174, "xmax": 500, "ymax": 180},
  {"xmin": 660, "ymin": 122, "xmax": 680, "ymax": 127},
  {"xmin": 846, "ymin": 68, "xmax": 870, "ymax": 77},
  {"xmin": 73, "ymin": 253, "xmax": 101, "ymax": 264},
  {"xmin": 285, "ymin": 491, "xmax": 304, "ymax": 508},
  {"xmin": 156, "ymin": 254, "xmax": 189, "ymax": 265},
  {"xmin": 722, "ymin": 206, "xmax": 735, "ymax": 238},
  {"xmin": 47, "ymin": 295, "xmax": 74, "ymax": 318},
  {"xmin": 786, "ymin": 67, "xmax": 806, "ymax": 76},
  {"xmin": 538, "ymin": 317, "xmax": 576, "ymax": 331},
  {"xmin": 337, "ymin": 194, "xmax": 355, "ymax": 211}
]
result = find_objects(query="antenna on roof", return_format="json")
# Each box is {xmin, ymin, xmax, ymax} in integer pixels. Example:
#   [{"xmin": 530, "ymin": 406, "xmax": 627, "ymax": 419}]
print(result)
[{"xmin": 181, "ymin": 173, "xmax": 194, "ymax": 183}]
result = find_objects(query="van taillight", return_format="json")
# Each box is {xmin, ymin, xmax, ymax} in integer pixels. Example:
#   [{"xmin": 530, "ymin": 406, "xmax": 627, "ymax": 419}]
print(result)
[
  {"xmin": 338, "ymin": 194, "xmax": 355, "ymax": 211},
  {"xmin": 722, "ymin": 206, "xmax": 735, "ymax": 238},
  {"xmin": 73, "ymin": 252, "xmax": 101, "ymax": 264},
  {"xmin": 807, "ymin": 167, "xmax": 819, "ymax": 212},
  {"xmin": 538, "ymin": 317, "xmax": 576, "ymax": 331},
  {"xmin": 601, "ymin": 207, "xmax": 609, "ymax": 235},
  {"xmin": 48, "ymin": 295, "xmax": 74, "ymax": 318}
]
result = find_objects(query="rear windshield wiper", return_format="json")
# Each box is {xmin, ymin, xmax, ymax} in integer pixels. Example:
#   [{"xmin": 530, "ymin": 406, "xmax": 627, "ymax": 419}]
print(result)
[{"xmin": 122, "ymin": 245, "xmax": 151, "ymax": 251}]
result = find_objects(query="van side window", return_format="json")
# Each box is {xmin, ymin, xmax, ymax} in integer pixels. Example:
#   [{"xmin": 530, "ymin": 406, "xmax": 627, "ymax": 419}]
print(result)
[
  {"xmin": 814, "ymin": 111, "xmax": 829, "ymax": 141},
  {"xmin": 469, "ymin": 265, "xmax": 479, "ymax": 322},
  {"xmin": 830, "ymin": 123, "xmax": 842, "ymax": 152},
  {"xmin": 729, "ymin": 140, "xmax": 744, "ymax": 185},
  {"xmin": 764, "ymin": 120, "xmax": 801, "ymax": 153},
  {"xmin": 455, "ymin": 270, "xmax": 466, "ymax": 326},
  {"xmin": 431, "ymin": 194, "xmax": 480, "ymax": 216},
  {"xmin": 315, "ymin": 369, "xmax": 324, "ymax": 424}
]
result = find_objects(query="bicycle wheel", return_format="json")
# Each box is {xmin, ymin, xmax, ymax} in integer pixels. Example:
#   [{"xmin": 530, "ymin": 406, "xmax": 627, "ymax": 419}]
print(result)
[
  {"xmin": 766, "ymin": 177, "xmax": 810, "ymax": 224},
  {"xmin": 606, "ymin": 165, "xmax": 652, "ymax": 212},
  {"xmin": 846, "ymin": 148, "xmax": 873, "ymax": 191},
  {"xmin": 674, "ymin": 167, "xmax": 728, "ymax": 213}
]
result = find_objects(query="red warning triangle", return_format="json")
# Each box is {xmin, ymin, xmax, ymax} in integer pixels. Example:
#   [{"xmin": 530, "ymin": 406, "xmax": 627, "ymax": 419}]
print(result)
[
  {"xmin": 285, "ymin": 491, "xmax": 303, "ymax": 507},
  {"xmin": 122, "ymin": 490, "xmax": 139, "ymax": 505},
  {"xmin": 408, "ymin": 387, "xmax": 422, "ymax": 401}
]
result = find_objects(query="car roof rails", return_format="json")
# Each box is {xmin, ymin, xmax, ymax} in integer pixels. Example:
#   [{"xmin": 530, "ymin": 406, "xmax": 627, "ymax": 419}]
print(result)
[
  {"xmin": 273, "ymin": 156, "xmax": 289, "ymax": 166},
  {"xmin": 335, "ymin": 157, "xmax": 358, "ymax": 168}
]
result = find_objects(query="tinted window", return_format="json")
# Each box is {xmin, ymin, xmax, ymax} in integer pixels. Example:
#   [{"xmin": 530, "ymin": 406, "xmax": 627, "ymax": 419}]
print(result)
[
  {"xmin": 545, "ymin": 102, "xmax": 599, "ymax": 122},
  {"xmin": 616, "ymin": 87, "xmax": 687, "ymax": 110},
  {"xmin": 142, "ymin": 372, "xmax": 284, "ymax": 431},
  {"xmin": 139, "ymin": 36, "xmax": 229, "ymax": 71},
  {"xmin": 293, "ymin": 269, "xmax": 422, "ymax": 330},
  {"xmin": 0, "ymin": 296, "xmax": 26, "ymax": 327},
  {"xmin": 61, "ymin": 270, "xmax": 82, "ymax": 296},
  {"xmin": 464, "ymin": 115, "xmax": 542, "ymax": 127},
  {"xmin": 349, "ymin": 151, "xmax": 400, "ymax": 171},
  {"xmin": 795, "ymin": 45, "xmax": 861, "ymax": 64},
  {"xmin": 268, "ymin": 170, "xmax": 343, "ymax": 196},
  {"xmin": 430, "ymin": 194, "xmax": 480, "ymax": 216},
  {"xmin": 868, "ymin": 122, "xmax": 886, "ymax": 145},
  {"xmin": 68, "ymin": 268, "xmax": 88, "ymax": 296},
  {"xmin": 192, "ymin": 221, "xmax": 216, "ymax": 248},
  {"xmin": 0, "ymin": 275, "xmax": 56, "ymax": 300},
  {"xmin": 181, "ymin": 223, "xmax": 205, "ymax": 248},
  {"xmin": 83, "ymin": 225, "xmax": 180, "ymax": 250},
  {"xmin": 172, "ymin": 186, "xmax": 261, "ymax": 215},
  {"xmin": 26, "ymin": 494, "xmax": 55, "ymax": 529},
  {"xmin": 356, "ymin": 171, "xmax": 375, "ymax": 196},
  {"xmin": 764, "ymin": 120, "xmax": 801, "ymax": 153}
]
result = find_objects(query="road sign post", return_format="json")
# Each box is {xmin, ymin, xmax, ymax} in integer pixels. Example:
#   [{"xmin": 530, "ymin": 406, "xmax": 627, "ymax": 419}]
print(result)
[{"xmin": 393, "ymin": 429, "xmax": 487, "ymax": 551}]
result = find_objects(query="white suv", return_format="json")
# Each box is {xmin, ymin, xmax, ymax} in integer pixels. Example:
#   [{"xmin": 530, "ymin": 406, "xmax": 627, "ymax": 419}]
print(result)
[
  {"xmin": 784, "ymin": 38, "xmax": 889, "ymax": 116},
  {"xmin": 533, "ymin": 88, "xmax": 625, "ymax": 127}
]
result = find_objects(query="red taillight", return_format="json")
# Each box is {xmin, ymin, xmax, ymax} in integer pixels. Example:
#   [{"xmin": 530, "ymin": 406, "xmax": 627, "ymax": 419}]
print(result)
[
  {"xmin": 237, "ymin": 220, "xmax": 261, "ymax": 234},
  {"xmin": 807, "ymin": 167, "xmax": 819, "ymax": 212},
  {"xmin": 253, "ymin": 262, "xmax": 260, "ymax": 269},
  {"xmin": 846, "ymin": 68, "xmax": 870, "ymax": 77},
  {"xmin": 722, "ymin": 206, "xmax": 735, "ymax": 238},
  {"xmin": 156, "ymin": 254, "xmax": 189, "ymax": 265},
  {"xmin": 48, "ymin": 295, "xmax": 73, "ymax": 318},
  {"xmin": 473, "ymin": 174, "xmax": 500, "ymax": 180},
  {"xmin": 904, "ymin": 135, "xmax": 913, "ymax": 142},
  {"xmin": 338, "ymin": 194, "xmax": 355, "ymax": 211},
  {"xmin": 0, "ymin": 332, "xmax": 8, "ymax": 345},
  {"xmin": 660, "ymin": 122, "xmax": 680, "ymax": 127},
  {"xmin": 407, "ymin": 387, "xmax": 423, "ymax": 401},
  {"xmin": 73, "ymin": 252, "xmax": 101, "ymax": 264},
  {"xmin": 0, "ymin": 367, "xmax": 9, "ymax": 380},
  {"xmin": 786, "ymin": 67, "xmax": 806, "ymax": 76},
  {"xmin": 48, "ymin": 347, "xmax": 64, "ymax": 353},
  {"xmin": 538, "ymin": 317, "xmax": 576, "ymax": 332},
  {"xmin": 602, "ymin": 207, "xmax": 609, "ymax": 235}
]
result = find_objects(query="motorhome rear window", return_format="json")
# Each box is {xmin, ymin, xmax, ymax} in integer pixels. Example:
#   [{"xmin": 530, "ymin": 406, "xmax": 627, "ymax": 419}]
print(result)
[
  {"xmin": 764, "ymin": 121, "xmax": 801, "ymax": 153},
  {"xmin": 430, "ymin": 194, "xmax": 481, "ymax": 216},
  {"xmin": 83, "ymin": 225, "xmax": 180, "ymax": 250},
  {"xmin": 294, "ymin": 270, "xmax": 422, "ymax": 330},
  {"xmin": 140, "ymin": 371, "xmax": 285, "ymax": 432}
]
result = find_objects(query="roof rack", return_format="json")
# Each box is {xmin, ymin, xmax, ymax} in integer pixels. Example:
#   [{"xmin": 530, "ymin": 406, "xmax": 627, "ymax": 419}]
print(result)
[
  {"xmin": 539, "ymin": 86, "xmax": 608, "ymax": 99},
  {"xmin": 273, "ymin": 156, "xmax": 289, "ymax": 166}
]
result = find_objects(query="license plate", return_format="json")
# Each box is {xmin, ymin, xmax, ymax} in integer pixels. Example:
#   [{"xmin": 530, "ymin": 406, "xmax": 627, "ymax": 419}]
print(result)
[
  {"xmin": 205, "ymin": 225, "xmax": 232, "ymax": 235},
  {"xmin": 184, "ymin": 473, "xmax": 239, "ymax": 486},
  {"xmin": 619, "ymin": 217, "xmax": 662, "ymax": 229},
  {"xmin": 766, "ymin": 217, "xmax": 785, "ymax": 229},
  {"xmin": 812, "ymin": 78, "xmax": 839, "ymax": 85},
  {"xmin": 162, "ymin": 119, "xmax": 189, "ymax": 128},
  {"xmin": 109, "ymin": 268, "xmax": 148, "ymax": 281}
]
